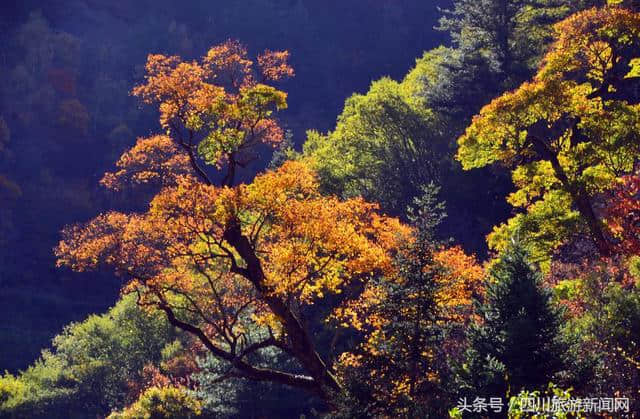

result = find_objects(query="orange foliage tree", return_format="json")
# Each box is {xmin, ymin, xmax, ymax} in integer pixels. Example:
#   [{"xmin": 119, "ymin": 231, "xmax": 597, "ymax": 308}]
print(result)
[
  {"xmin": 129, "ymin": 39, "xmax": 290, "ymax": 186},
  {"xmin": 56, "ymin": 40, "xmax": 484, "ymax": 409},
  {"xmin": 55, "ymin": 40, "xmax": 412, "ymax": 403}
]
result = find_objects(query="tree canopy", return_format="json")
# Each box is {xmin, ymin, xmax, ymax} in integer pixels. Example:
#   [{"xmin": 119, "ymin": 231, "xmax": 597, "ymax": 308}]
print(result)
[{"xmin": 457, "ymin": 5, "xmax": 640, "ymax": 264}]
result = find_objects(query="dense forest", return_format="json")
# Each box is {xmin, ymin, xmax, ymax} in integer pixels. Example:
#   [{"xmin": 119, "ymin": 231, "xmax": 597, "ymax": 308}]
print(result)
[{"xmin": 2, "ymin": 0, "xmax": 640, "ymax": 417}]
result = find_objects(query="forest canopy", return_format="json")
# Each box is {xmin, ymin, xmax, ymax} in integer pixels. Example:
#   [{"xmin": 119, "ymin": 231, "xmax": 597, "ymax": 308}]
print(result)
[{"xmin": 3, "ymin": 0, "xmax": 640, "ymax": 418}]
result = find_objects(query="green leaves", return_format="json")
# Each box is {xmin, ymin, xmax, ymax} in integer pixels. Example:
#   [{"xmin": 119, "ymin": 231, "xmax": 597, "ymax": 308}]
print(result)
[
  {"xmin": 0, "ymin": 295, "xmax": 176, "ymax": 418},
  {"xmin": 457, "ymin": 7, "xmax": 640, "ymax": 262},
  {"xmin": 107, "ymin": 386, "xmax": 202, "ymax": 419},
  {"xmin": 462, "ymin": 243, "xmax": 566, "ymax": 397},
  {"xmin": 489, "ymin": 190, "xmax": 581, "ymax": 267},
  {"xmin": 303, "ymin": 75, "xmax": 447, "ymax": 214},
  {"xmin": 239, "ymin": 83, "xmax": 288, "ymax": 111}
]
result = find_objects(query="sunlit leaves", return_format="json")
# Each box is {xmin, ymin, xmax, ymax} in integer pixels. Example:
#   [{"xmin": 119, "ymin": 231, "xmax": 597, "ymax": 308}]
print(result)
[
  {"xmin": 605, "ymin": 173, "xmax": 640, "ymax": 255},
  {"xmin": 100, "ymin": 135, "xmax": 191, "ymax": 191},
  {"xmin": 57, "ymin": 160, "xmax": 408, "ymax": 358},
  {"xmin": 331, "ymin": 217, "xmax": 483, "ymax": 416},
  {"xmin": 203, "ymin": 40, "xmax": 254, "ymax": 89},
  {"xmin": 257, "ymin": 50, "xmax": 295, "ymax": 81},
  {"xmin": 539, "ymin": 6, "xmax": 640, "ymax": 83},
  {"xmin": 456, "ymin": 6, "xmax": 640, "ymax": 262},
  {"xmin": 303, "ymin": 76, "xmax": 447, "ymax": 214},
  {"xmin": 131, "ymin": 40, "xmax": 291, "ymax": 172},
  {"xmin": 488, "ymin": 190, "xmax": 582, "ymax": 267},
  {"xmin": 107, "ymin": 385, "xmax": 202, "ymax": 419},
  {"xmin": 433, "ymin": 247, "xmax": 484, "ymax": 318}
]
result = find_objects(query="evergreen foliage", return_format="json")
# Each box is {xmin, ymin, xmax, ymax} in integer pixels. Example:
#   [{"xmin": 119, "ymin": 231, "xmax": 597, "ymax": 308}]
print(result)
[{"xmin": 461, "ymin": 243, "xmax": 566, "ymax": 398}]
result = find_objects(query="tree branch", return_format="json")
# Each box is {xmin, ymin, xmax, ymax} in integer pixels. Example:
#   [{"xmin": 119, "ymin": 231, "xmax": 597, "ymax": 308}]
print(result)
[{"xmin": 156, "ymin": 299, "xmax": 322, "ymax": 394}]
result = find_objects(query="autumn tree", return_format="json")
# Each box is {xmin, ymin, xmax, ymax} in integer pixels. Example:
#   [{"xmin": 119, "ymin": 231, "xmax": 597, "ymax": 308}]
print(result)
[
  {"xmin": 302, "ymin": 1, "xmax": 602, "ymax": 254},
  {"xmin": 55, "ymin": 40, "xmax": 411, "ymax": 407},
  {"xmin": 457, "ymin": 5, "xmax": 640, "ymax": 264},
  {"xmin": 128, "ymin": 40, "xmax": 292, "ymax": 187},
  {"xmin": 545, "ymin": 254, "xmax": 640, "ymax": 413}
]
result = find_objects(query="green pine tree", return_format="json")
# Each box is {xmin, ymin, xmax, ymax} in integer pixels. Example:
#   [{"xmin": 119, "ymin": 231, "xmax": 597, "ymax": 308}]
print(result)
[{"xmin": 461, "ymin": 242, "xmax": 566, "ymax": 401}]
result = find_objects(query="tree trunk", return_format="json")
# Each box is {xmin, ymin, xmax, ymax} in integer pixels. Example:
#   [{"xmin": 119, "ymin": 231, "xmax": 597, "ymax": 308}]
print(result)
[{"xmin": 222, "ymin": 220, "xmax": 343, "ymax": 402}]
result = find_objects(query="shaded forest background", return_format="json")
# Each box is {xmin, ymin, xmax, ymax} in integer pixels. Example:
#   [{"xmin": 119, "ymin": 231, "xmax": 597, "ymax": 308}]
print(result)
[{"xmin": 0, "ymin": 0, "xmax": 452, "ymax": 372}]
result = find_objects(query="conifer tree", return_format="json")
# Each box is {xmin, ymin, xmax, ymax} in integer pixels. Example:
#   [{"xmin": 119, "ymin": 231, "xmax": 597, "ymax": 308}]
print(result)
[
  {"xmin": 333, "ymin": 186, "xmax": 483, "ymax": 417},
  {"xmin": 462, "ymin": 243, "xmax": 566, "ymax": 398}
]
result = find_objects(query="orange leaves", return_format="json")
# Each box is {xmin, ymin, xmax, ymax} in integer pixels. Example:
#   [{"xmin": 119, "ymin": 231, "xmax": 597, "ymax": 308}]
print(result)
[
  {"xmin": 258, "ymin": 196, "xmax": 376, "ymax": 301},
  {"xmin": 57, "ymin": 159, "xmax": 407, "ymax": 347},
  {"xmin": 541, "ymin": 6, "xmax": 640, "ymax": 83},
  {"xmin": 458, "ymin": 6, "xmax": 640, "ymax": 171},
  {"xmin": 457, "ymin": 6, "xmax": 640, "ymax": 263},
  {"xmin": 58, "ymin": 175, "xmax": 259, "ymax": 343},
  {"xmin": 335, "ymin": 244, "xmax": 484, "ymax": 335},
  {"xmin": 131, "ymin": 40, "xmax": 293, "ymax": 174},
  {"xmin": 100, "ymin": 135, "xmax": 191, "ymax": 191},
  {"xmin": 57, "ymin": 40, "xmax": 426, "ymax": 395},
  {"xmin": 203, "ymin": 41, "xmax": 294, "ymax": 86},
  {"xmin": 56, "ymin": 212, "xmax": 130, "ymax": 272},
  {"xmin": 253, "ymin": 118, "xmax": 284, "ymax": 146},
  {"xmin": 246, "ymin": 158, "xmax": 319, "ymax": 203},
  {"xmin": 131, "ymin": 54, "xmax": 222, "ymax": 129},
  {"xmin": 241, "ymin": 161, "xmax": 407, "ymax": 303},
  {"xmin": 203, "ymin": 40, "xmax": 254, "ymax": 88},
  {"xmin": 332, "ymin": 282, "xmax": 387, "ymax": 332},
  {"xmin": 257, "ymin": 50, "xmax": 294, "ymax": 81},
  {"xmin": 131, "ymin": 40, "xmax": 293, "ymax": 128},
  {"xmin": 133, "ymin": 54, "xmax": 202, "ymax": 103},
  {"xmin": 605, "ymin": 173, "xmax": 640, "ymax": 255},
  {"xmin": 331, "ymin": 240, "xmax": 483, "ymax": 413},
  {"xmin": 433, "ymin": 246, "xmax": 484, "ymax": 319}
]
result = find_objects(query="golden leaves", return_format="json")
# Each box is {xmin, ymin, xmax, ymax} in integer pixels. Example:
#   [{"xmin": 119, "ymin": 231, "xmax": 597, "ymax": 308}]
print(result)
[
  {"xmin": 433, "ymin": 246, "xmax": 484, "ymax": 319},
  {"xmin": 58, "ymin": 159, "xmax": 407, "ymax": 345},
  {"xmin": 130, "ymin": 40, "xmax": 293, "ymax": 171},
  {"xmin": 456, "ymin": 6, "xmax": 640, "ymax": 263},
  {"xmin": 132, "ymin": 55, "xmax": 217, "ymax": 129},
  {"xmin": 240, "ymin": 161, "xmax": 407, "ymax": 303},
  {"xmin": 458, "ymin": 6, "xmax": 640, "ymax": 171},
  {"xmin": 203, "ymin": 39, "xmax": 254, "ymax": 88},
  {"xmin": 100, "ymin": 135, "xmax": 191, "ymax": 191},
  {"xmin": 332, "ymin": 243, "xmax": 483, "ymax": 411},
  {"xmin": 257, "ymin": 50, "xmax": 294, "ymax": 81},
  {"xmin": 541, "ymin": 6, "xmax": 640, "ymax": 83}
]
